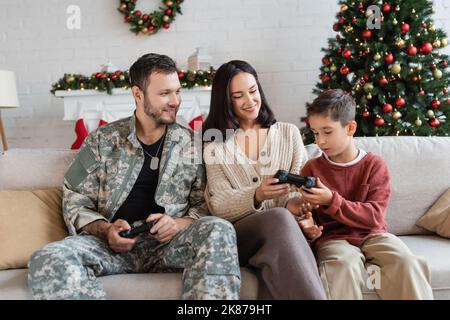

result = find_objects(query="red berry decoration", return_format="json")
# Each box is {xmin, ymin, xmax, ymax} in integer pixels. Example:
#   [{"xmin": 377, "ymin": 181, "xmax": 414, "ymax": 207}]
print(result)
[
  {"xmin": 401, "ymin": 23, "xmax": 410, "ymax": 33},
  {"xmin": 118, "ymin": 0, "xmax": 184, "ymax": 36},
  {"xmin": 396, "ymin": 97, "xmax": 406, "ymax": 107},
  {"xmin": 362, "ymin": 30, "xmax": 372, "ymax": 39},
  {"xmin": 384, "ymin": 53, "xmax": 394, "ymax": 64},
  {"xmin": 340, "ymin": 66, "xmax": 350, "ymax": 75},
  {"xmin": 407, "ymin": 46, "xmax": 417, "ymax": 56},
  {"xmin": 431, "ymin": 99, "xmax": 441, "ymax": 109},
  {"xmin": 382, "ymin": 3, "xmax": 391, "ymax": 13},
  {"xmin": 420, "ymin": 42, "xmax": 433, "ymax": 54},
  {"xmin": 342, "ymin": 49, "xmax": 352, "ymax": 59},
  {"xmin": 374, "ymin": 117, "xmax": 385, "ymax": 126},
  {"xmin": 428, "ymin": 118, "xmax": 440, "ymax": 128},
  {"xmin": 383, "ymin": 103, "xmax": 393, "ymax": 113}
]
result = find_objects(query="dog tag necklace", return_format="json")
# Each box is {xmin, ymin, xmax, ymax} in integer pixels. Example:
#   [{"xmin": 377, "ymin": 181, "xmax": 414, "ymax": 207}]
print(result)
[{"xmin": 141, "ymin": 134, "xmax": 165, "ymax": 170}]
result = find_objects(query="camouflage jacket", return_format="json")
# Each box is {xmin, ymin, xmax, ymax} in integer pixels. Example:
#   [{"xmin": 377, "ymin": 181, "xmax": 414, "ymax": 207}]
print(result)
[{"xmin": 62, "ymin": 115, "xmax": 208, "ymax": 235}]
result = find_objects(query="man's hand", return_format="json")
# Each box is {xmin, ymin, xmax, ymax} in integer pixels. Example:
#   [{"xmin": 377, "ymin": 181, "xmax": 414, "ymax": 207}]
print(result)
[
  {"xmin": 299, "ymin": 177, "xmax": 333, "ymax": 207},
  {"xmin": 286, "ymin": 197, "xmax": 319, "ymax": 216},
  {"xmin": 146, "ymin": 214, "xmax": 193, "ymax": 244},
  {"xmin": 254, "ymin": 176, "xmax": 290, "ymax": 205},
  {"xmin": 298, "ymin": 212, "xmax": 323, "ymax": 241}
]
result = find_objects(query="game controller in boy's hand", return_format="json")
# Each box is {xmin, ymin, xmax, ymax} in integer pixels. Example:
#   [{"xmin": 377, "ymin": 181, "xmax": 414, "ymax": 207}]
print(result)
[{"xmin": 274, "ymin": 170, "xmax": 317, "ymax": 189}]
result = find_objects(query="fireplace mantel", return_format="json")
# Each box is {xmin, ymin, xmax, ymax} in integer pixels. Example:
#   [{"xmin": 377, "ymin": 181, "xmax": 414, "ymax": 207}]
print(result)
[{"xmin": 55, "ymin": 88, "xmax": 211, "ymax": 132}]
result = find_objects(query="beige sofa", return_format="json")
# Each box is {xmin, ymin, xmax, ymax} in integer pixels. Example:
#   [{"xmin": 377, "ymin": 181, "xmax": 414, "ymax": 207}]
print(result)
[{"xmin": 1, "ymin": 136, "xmax": 449, "ymax": 299}]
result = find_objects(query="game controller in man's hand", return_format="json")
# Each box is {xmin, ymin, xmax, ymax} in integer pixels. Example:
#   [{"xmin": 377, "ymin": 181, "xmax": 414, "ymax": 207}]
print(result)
[
  {"xmin": 119, "ymin": 220, "xmax": 158, "ymax": 238},
  {"xmin": 274, "ymin": 170, "xmax": 317, "ymax": 188}
]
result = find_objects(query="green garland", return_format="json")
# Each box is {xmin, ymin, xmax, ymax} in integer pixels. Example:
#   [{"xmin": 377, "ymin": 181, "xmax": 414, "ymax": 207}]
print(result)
[
  {"xmin": 118, "ymin": 0, "xmax": 184, "ymax": 35},
  {"xmin": 50, "ymin": 67, "xmax": 216, "ymax": 95}
]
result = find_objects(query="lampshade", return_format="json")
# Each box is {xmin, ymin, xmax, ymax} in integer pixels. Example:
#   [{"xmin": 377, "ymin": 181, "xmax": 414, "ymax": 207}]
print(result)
[{"xmin": 0, "ymin": 70, "xmax": 20, "ymax": 108}]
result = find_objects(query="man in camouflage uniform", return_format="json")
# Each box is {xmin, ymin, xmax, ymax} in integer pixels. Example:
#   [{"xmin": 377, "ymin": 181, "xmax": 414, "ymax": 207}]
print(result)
[{"xmin": 27, "ymin": 53, "xmax": 241, "ymax": 300}]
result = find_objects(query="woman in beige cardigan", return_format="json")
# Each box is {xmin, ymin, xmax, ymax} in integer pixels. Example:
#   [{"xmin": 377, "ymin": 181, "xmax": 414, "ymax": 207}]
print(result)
[{"xmin": 202, "ymin": 60, "xmax": 326, "ymax": 299}]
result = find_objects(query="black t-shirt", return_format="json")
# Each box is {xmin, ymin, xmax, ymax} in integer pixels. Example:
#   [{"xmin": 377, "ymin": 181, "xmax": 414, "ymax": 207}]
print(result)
[{"xmin": 112, "ymin": 134, "xmax": 166, "ymax": 224}]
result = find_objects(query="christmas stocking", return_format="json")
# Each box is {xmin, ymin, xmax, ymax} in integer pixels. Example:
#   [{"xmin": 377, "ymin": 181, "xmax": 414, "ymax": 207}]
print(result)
[
  {"xmin": 189, "ymin": 115, "xmax": 204, "ymax": 131},
  {"xmin": 98, "ymin": 119, "xmax": 108, "ymax": 127},
  {"xmin": 71, "ymin": 118, "xmax": 89, "ymax": 150}
]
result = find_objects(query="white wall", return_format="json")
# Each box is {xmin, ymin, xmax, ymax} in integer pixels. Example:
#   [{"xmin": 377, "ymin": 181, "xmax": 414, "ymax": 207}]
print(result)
[{"xmin": 1, "ymin": 0, "xmax": 450, "ymax": 148}]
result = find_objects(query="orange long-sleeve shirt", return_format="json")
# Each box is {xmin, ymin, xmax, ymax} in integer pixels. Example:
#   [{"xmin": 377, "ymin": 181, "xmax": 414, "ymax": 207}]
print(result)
[{"xmin": 301, "ymin": 152, "xmax": 390, "ymax": 248}]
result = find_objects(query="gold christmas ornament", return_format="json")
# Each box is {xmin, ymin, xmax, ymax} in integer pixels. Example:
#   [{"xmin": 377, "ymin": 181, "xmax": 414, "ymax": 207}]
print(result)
[
  {"xmin": 340, "ymin": 4, "xmax": 348, "ymax": 12},
  {"xmin": 163, "ymin": 15, "xmax": 170, "ymax": 22},
  {"xmin": 363, "ymin": 82, "xmax": 374, "ymax": 92},
  {"xmin": 396, "ymin": 39, "xmax": 406, "ymax": 48},
  {"xmin": 433, "ymin": 39, "xmax": 441, "ymax": 48},
  {"xmin": 373, "ymin": 53, "xmax": 381, "ymax": 60},
  {"xmin": 433, "ymin": 69, "xmax": 443, "ymax": 79},
  {"xmin": 415, "ymin": 118, "xmax": 422, "ymax": 126},
  {"xmin": 392, "ymin": 111, "xmax": 402, "ymax": 119},
  {"xmin": 366, "ymin": 93, "xmax": 372, "ymax": 100},
  {"xmin": 441, "ymin": 38, "xmax": 448, "ymax": 47},
  {"xmin": 429, "ymin": 25, "xmax": 436, "ymax": 31},
  {"xmin": 138, "ymin": 19, "xmax": 143, "ymax": 25},
  {"xmin": 345, "ymin": 25, "xmax": 354, "ymax": 32},
  {"xmin": 330, "ymin": 64, "xmax": 337, "ymax": 72},
  {"xmin": 391, "ymin": 64, "xmax": 402, "ymax": 75},
  {"xmin": 392, "ymin": 18, "xmax": 398, "ymax": 25},
  {"xmin": 412, "ymin": 9, "xmax": 416, "ymax": 13},
  {"xmin": 426, "ymin": 110, "xmax": 435, "ymax": 118}
]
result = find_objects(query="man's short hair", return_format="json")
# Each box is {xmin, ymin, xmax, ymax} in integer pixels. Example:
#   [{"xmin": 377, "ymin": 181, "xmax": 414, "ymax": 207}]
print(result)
[
  {"xmin": 129, "ymin": 53, "xmax": 177, "ymax": 92},
  {"xmin": 306, "ymin": 89, "xmax": 356, "ymax": 126}
]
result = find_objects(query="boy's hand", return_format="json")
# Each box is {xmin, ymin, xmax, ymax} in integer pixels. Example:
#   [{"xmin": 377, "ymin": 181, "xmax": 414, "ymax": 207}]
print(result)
[
  {"xmin": 286, "ymin": 197, "xmax": 319, "ymax": 216},
  {"xmin": 299, "ymin": 177, "xmax": 333, "ymax": 207},
  {"xmin": 298, "ymin": 212, "xmax": 323, "ymax": 240}
]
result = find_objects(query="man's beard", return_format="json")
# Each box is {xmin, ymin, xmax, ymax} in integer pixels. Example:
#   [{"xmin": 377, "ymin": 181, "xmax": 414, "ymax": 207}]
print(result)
[{"xmin": 143, "ymin": 97, "xmax": 178, "ymax": 125}]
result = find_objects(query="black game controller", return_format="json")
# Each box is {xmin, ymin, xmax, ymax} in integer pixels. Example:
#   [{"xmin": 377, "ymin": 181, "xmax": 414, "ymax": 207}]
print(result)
[
  {"xmin": 274, "ymin": 170, "xmax": 317, "ymax": 188},
  {"xmin": 119, "ymin": 220, "xmax": 158, "ymax": 238}
]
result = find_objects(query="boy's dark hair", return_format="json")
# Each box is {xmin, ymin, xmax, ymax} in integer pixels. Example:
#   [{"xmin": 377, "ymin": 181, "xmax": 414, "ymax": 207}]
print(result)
[
  {"xmin": 129, "ymin": 53, "xmax": 177, "ymax": 92},
  {"xmin": 202, "ymin": 60, "xmax": 276, "ymax": 137},
  {"xmin": 306, "ymin": 89, "xmax": 356, "ymax": 126}
]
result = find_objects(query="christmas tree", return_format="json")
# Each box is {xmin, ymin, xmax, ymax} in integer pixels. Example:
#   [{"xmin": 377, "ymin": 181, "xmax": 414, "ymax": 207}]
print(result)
[{"xmin": 302, "ymin": 0, "xmax": 450, "ymax": 144}]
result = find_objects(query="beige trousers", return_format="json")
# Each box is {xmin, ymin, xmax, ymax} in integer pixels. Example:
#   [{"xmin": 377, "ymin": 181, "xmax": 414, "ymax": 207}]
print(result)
[{"xmin": 316, "ymin": 232, "xmax": 433, "ymax": 300}]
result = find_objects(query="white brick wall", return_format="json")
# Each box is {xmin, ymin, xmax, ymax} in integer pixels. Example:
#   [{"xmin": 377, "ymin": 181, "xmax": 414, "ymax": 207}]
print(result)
[{"xmin": 1, "ymin": 0, "xmax": 449, "ymax": 148}]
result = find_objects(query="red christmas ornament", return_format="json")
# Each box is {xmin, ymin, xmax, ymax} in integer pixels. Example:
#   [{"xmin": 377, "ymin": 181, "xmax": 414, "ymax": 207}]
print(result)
[
  {"xmin": 407, "ymin": 46, "xmax": 417, "ymax": 56},
  {"xmin": 396, "ymin": 97, "xmax": 406, "ymax": 107},
  {"xmin": 384, "ymin": 53, "xmax": 394, "ymax": 64},
  {"xmin": 363, "ymin": 74, "xmax": 370, "ymax": 81},
  {"xmin": 379, "ymin": 76, "xmax": 388, "ymax": 86},
  {"xmin": 322, "ymin": 57, "xmax": 330, "ymax": 65},
  {"xmin": 336, "ymin": 35, "xmax": 341, "ymax": 40},
  {"xmin": 422, "ymin": 21, "xmax": 427, "ymax": 29},
  {"xmin": 431, "ymin": 99, "xmax": 441, "ymax": 109},
  {"xmin": 149, "ymin": 25, "xmax": 155, "ymax": 32},
  {"xmin": 357, "ymin": 3, "xmax": 364, "ymax": 9},
  {"xmin": 163, "ymin": 23, "xmax": 170, "ymax": 29},
  {"xmin": 442, "ymin": 60, "xmax": 449, "ymax": 67},
  {"xmin": 125, "ymin": 15, "xmax": 132, "ymax": 22},
  {"xmin": 431, "ymin": 63, "xmax": 436, "ymax": 70},
  {"xmin": 412, "ymin": 76, "xmax": 419, "ymax": 82},
  {"xmin": 342, "ymin": 49, "xmax": 352, "ymax": 59},
  {"xmin": 178, "ymin": 71, "xmax": 185, "ymax": 78},
  {"xmin": 338, "ymin": 18, "xmax": 345, "ymax": 25},
  {"xmin": 358, "ymin": 52, "xmax": 363, "ymax": 57},
  {"xmin": 95, "ymin": 72, "xmax": 104, "ymax": 79},
  {"xmin": 419, "ymin": 89, "xmax": 425, "ymax": 96},
  {"xmin": 142, "ymin": 14, "xmax": 149, "ymax": 21},
  {"xmin": 364, "ymin": 48, "xmax": 370, "ymax": 54},
  {"xmin": 362, "ymin": 30, "xmax": 372, "ymax": 39},
  {"xmin": 428, "ymin": 118, "xmax": 440, "ymax": 128},
  {"xmin": 134, "ymin": 10, "xmax": 142, "ymax": 17},
  {"xmin": 352, "ymin": 18, "xmax": 357, "ymax": 24},
  {"xmin": 374, "ymin": 117, "xmax": 385, "ymax": 126},
  {"xmin": 382, "ymin": 3, "xmax": 391, "ymax": 13},
  {"xmin": 383, "ymin": 103, "xmax": 393, "ymax": 113},
  {"xmin": 444, "ymin": 88, "xmax": 449, "ymax": 94},
  {"xmin": 321, "ymin": 74, "xmax": 331, "ymax": 82},
  {"xmin": 165, "ymin": 9, "xmax": 172, "ymax": 15},
  {"xmin": 401, "ymin": 23, "xmax": 410, "ymax": 33},
  {"xmin": 362, "ymin": 110, "xmax": 370, "ymax": 118},
  {"xmin": 333, "ymin": 23, "xmax": 339, "ymax": 31},
  {"xmin": 340, "ymin": 66, "xmax": 350, "ymax": 75},
  {"xmin": 420, "ymin": 42, "xmax": 433, "ymax": 54}
]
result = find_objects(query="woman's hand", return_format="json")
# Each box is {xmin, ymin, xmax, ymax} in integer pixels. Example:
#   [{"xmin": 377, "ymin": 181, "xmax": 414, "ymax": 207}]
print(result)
[
  {"xmin": 286, "ymin": 197, "xmax": 319, "ymax": 216},
  {"xmin": 298, "ymin": 212, "xmax": 323, "ymax": 240},
  {"xmin": 254, "ymin": 177, "xmax": 290, "ymax": 205}
]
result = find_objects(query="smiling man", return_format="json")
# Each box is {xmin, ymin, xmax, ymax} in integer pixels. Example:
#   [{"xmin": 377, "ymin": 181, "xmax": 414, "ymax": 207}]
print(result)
[{"xmin": 27, "ymin": 53, "xmax": 241, "ymax": 300}]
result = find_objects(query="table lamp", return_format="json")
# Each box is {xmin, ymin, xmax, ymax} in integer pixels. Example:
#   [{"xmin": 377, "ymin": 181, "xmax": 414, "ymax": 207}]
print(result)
[{"xmin": 0, "ymin": 70, "xmax": 20, "ymax": 151}]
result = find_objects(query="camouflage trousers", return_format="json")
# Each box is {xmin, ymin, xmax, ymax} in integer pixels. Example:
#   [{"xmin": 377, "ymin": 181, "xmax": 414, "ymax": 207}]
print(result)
[{"xmin": 28, "ymin": 216, "xmax": 241, "ymax": 300}]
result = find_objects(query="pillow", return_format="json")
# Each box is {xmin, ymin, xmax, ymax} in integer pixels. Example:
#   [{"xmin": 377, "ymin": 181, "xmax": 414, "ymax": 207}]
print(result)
[
  {"xmin": 416, "ymin": 188, "xmax": 450, "ymax": 238},
  {"xmin": 0, "ymin": 188, "xmax": 68, "ymax": 270}
]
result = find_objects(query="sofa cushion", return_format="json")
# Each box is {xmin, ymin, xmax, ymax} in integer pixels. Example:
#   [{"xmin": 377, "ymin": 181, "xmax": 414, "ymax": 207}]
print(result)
[
  {"xmin": 0, "ymin": 149, "xmax": 76, "ymax": 191},
  {"xmin": 0, "ymin": 268, "xmax": 258, "ymax": 300},
  {"xmin": 0, "ymin": 189, "xmax": 68, "ymax": 270},
  {"xmin": 416, "ymin": 188, "xmax": 450, "ymax": 238},
  {"xmin": 305, "ymin": 136, "xmax": 450, "ymax": 236}
]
